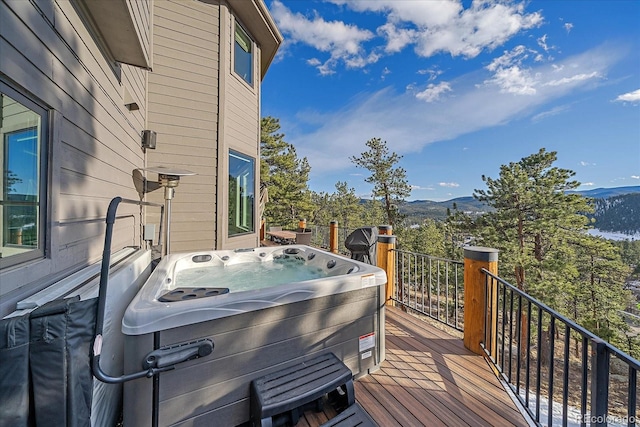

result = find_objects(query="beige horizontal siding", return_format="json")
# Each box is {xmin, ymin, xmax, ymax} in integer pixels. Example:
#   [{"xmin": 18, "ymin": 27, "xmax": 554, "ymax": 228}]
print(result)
[
  {"xmin": 152, "ymin": 41, "xmax": 218, "ymax": 68},
  {"xmin": 214, "ymin": 6, "xmax": 262, "ymax": 250},
  {"xmin": 0, "ymin": 0, "xmax": 150, "ymax": 302},
  {"xmin": 148, "ymin": 84, "xmax": 219, "ymax": 106},
  {"xmin": 147, "ymin": 0, "xmax": 220, "ymax": 252},
  {"xmin": 148, "ymin": 92, "xmax": 217, "ymax": 114}
]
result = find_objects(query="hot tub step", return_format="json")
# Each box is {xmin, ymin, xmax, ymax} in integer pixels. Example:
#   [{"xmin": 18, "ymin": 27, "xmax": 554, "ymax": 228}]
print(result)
[
  {"xmin": 320, "ymin": 402, "xmax": 377, "ymax": 427},
  {"xmin": 250, "ymin": 352, "xmax": 355, "ymax": 427}
]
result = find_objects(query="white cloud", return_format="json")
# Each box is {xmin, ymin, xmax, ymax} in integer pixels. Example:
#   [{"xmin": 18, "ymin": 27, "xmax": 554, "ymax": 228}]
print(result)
[
  {"xmin": 330, "ymin": 0, "xmax": 463, "ymax": 27},
  {"xmin": 564, "ymin": 23, "xmax": 574, "ymax": 33},
  {"xmin": 439, "ymin": 182, "xmax": 460, "ymax": 188},
  {"xmin": 273, "ymin": 0, "xmax": 542, "ymax": 74},
  {"xmin": 544, "ymin": 72, "xmax": 601, "ymax": 87},
  {"xmin": 270, "ymin": 1, "xmax": 376, "ymax": 75},
  {"xmin": 377, "ymin": 22, "xmax": 417, "ymax": 53},
  {"xmin": 417, "ymin": 67, "xmax": 444, "ymax": 81},
  {"xmin": 381, "ymin": 67, "xmax": 391, "ymax": 80},
  {"xmin": 614, "ymin": 89, "xmax": 640, "ymax": 103},
  {"xmin": 415, "ymin": 82, "xmax": 452, "ymax": 102},
  {"xmin": 284, "ymin": 45, "xmax": 623, "ymax": 174},
  {"xmin": 485, "ymin": 65, "xmax": 538, "ymax": 95},
  {"xmin": 483, "ymin": 45, "xmax": 539, "ymax": 95},
  {"xmin": 531, "ymin": 104, "xmax": 571, "ymax": 122},
  {"xmin": 483, "ymin": 45, "xmax": 603, "ymax": 95},
  {"xmin": 632, "ymin": 175, "xmax": 640, "ymax": 180},
  {"xmin": 580, "ymin": 161, "xmax": 596, "ymax": 167},
  {"xmin": 397, "ymin": 1, "xmax": 542, "ymax": 59},
  {"xmin": 582, "ymin": 182, "xmax": 595, "ymax": 186},
  {"xmin": 411, "ymin": 185, "xmax": 434, "ymax": 191},
  {"xmin": 537, "ymin": 34, "xmax": 550, "ymax": 52}
]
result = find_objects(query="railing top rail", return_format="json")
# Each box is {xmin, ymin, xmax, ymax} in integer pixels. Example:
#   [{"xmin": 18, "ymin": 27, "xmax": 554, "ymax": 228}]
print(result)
[
  {"xmin": 393, "ymin": 249, "xmax": 463, "ymax": 266},
  {"xmin": 482, "ymin": 268, "xmax": 640, "ymax": 370}
]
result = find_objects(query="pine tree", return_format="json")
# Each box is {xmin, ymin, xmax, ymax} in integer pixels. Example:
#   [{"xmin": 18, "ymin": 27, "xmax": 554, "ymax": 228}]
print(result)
[
  {"xmin": 260, "ymin": 117, "xmax": 313, "ymax": 228},
  {"xmin": 473, "ymin": 148, "xmax": 592, "ymax": 299},
  {"xmin": 310, "ymin": 182, "xmax": 365, "ymax": 232},
  {"xmin": 350, "ymin": 138, "xmax": 411, "ymax": 227},
  {"xmin": 395, "ymin": 219, "xmax": 447, "ymax": 257},
  {"xmin": 330, "ymin": 181, "xmax": 365, "ymax": 231},
  {"xmin": 568, "ymin": 235, "xmax": 632, "ymax": 347}
]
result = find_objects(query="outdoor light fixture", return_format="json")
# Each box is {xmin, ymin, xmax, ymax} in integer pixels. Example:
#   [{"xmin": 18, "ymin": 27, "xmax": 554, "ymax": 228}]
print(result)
[
  {"xmin": 142, "ymin": 166, "xmax": 196, "ymax": 256},
  {"xmin": 141, "ymin": 130, "xmax": 156, "ymax": 149}
]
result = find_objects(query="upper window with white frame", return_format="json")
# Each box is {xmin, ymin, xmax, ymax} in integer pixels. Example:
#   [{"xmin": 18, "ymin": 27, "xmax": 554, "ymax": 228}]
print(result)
[
  {"xmin": 234, "ymin": 22, "xmax": 253, "ymax": 86},
  {"xmin": 0, "ymin": 80, "xmax": 48, "ymax": 268}
]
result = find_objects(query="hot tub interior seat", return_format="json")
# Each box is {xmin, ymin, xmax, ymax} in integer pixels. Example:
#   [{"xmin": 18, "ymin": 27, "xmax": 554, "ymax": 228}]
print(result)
[{"xmin": 157, "ymin": 247, "xmax": 359, "ymax": 301}]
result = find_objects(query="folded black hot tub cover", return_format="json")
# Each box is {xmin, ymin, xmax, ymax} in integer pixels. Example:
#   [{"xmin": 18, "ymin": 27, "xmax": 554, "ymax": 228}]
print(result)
[
  {"xmin": 0, "ymin": 296, "xmax": 97, "ymax": 427},
  {"xmin": 344, "ymin": 226, "xmax": 378, "ymax": 265}
]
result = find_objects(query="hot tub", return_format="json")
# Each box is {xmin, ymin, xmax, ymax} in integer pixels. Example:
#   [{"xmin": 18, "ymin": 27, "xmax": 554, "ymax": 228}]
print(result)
[{"xmin": 122, "ymin": 245, "xmax": 386, "ymax": 426}]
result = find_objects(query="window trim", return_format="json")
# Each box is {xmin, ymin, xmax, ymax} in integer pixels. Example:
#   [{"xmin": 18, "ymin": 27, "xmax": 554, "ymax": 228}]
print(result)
[
  {"xmin": 0, "ymin": 79, "xmax": 49, "ymax": 270},
  {"xmin": 228, "ymin": 149, "xmax": 255, "ymax": 237},
  {"xmin": 232, "ymin": 20, "xmax": 254, "ymax": 88}
]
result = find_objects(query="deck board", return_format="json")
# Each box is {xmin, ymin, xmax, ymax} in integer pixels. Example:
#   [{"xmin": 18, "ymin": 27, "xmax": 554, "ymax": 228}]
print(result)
[{"xmin": 303, "ymin": 306, "xmax": 529, "ymax": 427}]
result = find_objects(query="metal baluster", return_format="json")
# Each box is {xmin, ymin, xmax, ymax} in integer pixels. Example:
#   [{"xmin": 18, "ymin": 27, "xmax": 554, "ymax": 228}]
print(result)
[
  {"xmin": 628, "ymin": 366, "xmax": 636, "ymax": 427},
  {"xmin": 525, "ymin": 301, "xmax": 532, "ymax": 408},
  {"xmin": 536, "ymin": 308, "xmax": 543, "ymax": 423},
  {"xmin": 548, "ymin": 317, "xmax": 556, "ymax": 427},
  {"xmin": 455, "ymin": 263, "xmax": 460, "ymax": 330},
  {"xmin": 516, "ymin": 294, "xmax": 522, "ymax": 396},
  {"xmin": 581, "ymin": 337, "xmax": 588, "ymax": 427},
  {"xmin": 508, "ymin": 289, "xmax": 514, "ymax": 382},
  {"xmin": 562, "ymin": 325, "xmax": 570, "ymax": 427},
  {"xmin": 445, "ymin": 261, "xmax": 450, "ymax": 326}
]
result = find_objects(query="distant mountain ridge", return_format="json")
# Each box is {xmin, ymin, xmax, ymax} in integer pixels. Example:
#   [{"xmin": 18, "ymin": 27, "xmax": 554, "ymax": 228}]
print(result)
[
  {"xmin": 400, "ymin": 186, "xmax": 640, "ymax": 226},
  {"xmin": 567, "ymin": 185, "xmax": 640, "ymax": 199},
  {"xmin": 589, "ymin": 192, "xmax": 640, "ymax": 235},
  {"xmin": 402, "ymin": 196, "xmax": 487, "ymax": 220}
]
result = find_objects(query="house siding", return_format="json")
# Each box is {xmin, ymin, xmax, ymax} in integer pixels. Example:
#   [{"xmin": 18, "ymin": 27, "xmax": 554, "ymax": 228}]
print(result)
[
  {"xmin": 217, "ymin": 3, "xmax": 261, "ymax": 250},
  {"xmin": 147, "ymin": 0, "xmax": 220, "ymax": 253},
  {"xmin": 0, "ymin": 0, "xmax": 151, "ymax": 316},
  {"xmin": 0, "ymin": 0, "xmax": 280, "ymax": 317}
]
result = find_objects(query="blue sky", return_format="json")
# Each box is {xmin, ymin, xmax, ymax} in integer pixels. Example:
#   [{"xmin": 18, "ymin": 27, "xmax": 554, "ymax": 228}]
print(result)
[{"xmin": 261, "ymin": 0, "xmax": 640, "ymax": 201}]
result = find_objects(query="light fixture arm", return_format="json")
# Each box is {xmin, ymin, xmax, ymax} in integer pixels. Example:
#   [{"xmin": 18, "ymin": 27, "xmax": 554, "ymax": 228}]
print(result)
[{"xmin": 141, "ymin": 167, "xmax": 196, "ymax": 256}]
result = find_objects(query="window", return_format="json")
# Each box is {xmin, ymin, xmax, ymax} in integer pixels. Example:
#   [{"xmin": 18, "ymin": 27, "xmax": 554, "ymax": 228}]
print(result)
[
  {"xmin": 228, "ymin": 150, "xmax": 255, "ymax": 236},
  {"xmin": 234, "ymin": 22, "xmax": 253, "ymax": 86},
  {"xmin": 1, "ymin": 83, "xmax": 48, "ymax": 267}
]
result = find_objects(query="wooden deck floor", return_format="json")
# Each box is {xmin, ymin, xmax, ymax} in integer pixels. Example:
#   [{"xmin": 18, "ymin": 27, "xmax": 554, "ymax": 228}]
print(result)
[{"xmin": 297, "ymin": 306, "xmax": 530, "ymax": 427}]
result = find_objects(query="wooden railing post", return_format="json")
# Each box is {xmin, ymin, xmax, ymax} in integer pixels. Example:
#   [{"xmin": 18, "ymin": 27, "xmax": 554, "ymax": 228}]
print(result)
[
  {"xmin": 329, "ymin": 221, "xmax": 338, "ymax": 253},
  {"xmin": 463, "ymin": 246, "xmax": 499, "ymax": 356},
  {"xmin": 377, "ymin": 234, "xmax": 396, "ymax": 306},
  {"xmin": 378, "ymin": 225, "xmax": 392, "ymax": 236}
]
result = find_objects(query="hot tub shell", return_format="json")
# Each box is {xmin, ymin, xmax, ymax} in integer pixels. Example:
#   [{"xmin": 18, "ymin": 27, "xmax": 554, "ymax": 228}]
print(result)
[{"xmin": 122, "ymin": 245, "xmax": 386, "ymax": 426}]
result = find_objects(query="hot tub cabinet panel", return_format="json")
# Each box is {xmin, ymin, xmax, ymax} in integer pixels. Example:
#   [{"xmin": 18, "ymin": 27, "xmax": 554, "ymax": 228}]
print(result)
[{"xmin": 122, "ymin": 246, "xmax": 386, "ymax": 426}]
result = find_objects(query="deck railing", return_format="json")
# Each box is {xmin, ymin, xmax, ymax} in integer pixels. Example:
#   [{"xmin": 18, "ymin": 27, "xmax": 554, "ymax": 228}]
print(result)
[
  {"xmin": 392, "ymin": 249, "xmax": 464, "ymax": 332},
  {"xmin": 385, "ymin": 242, "xmax": 640, "ymax": 426},
  {"xmin": 309, "ymin": 224, "xmax": 354, "ymax": 255},
  {"xmin": 481, "ymin": 269, "xmax": 640, "ymax": 427}
]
